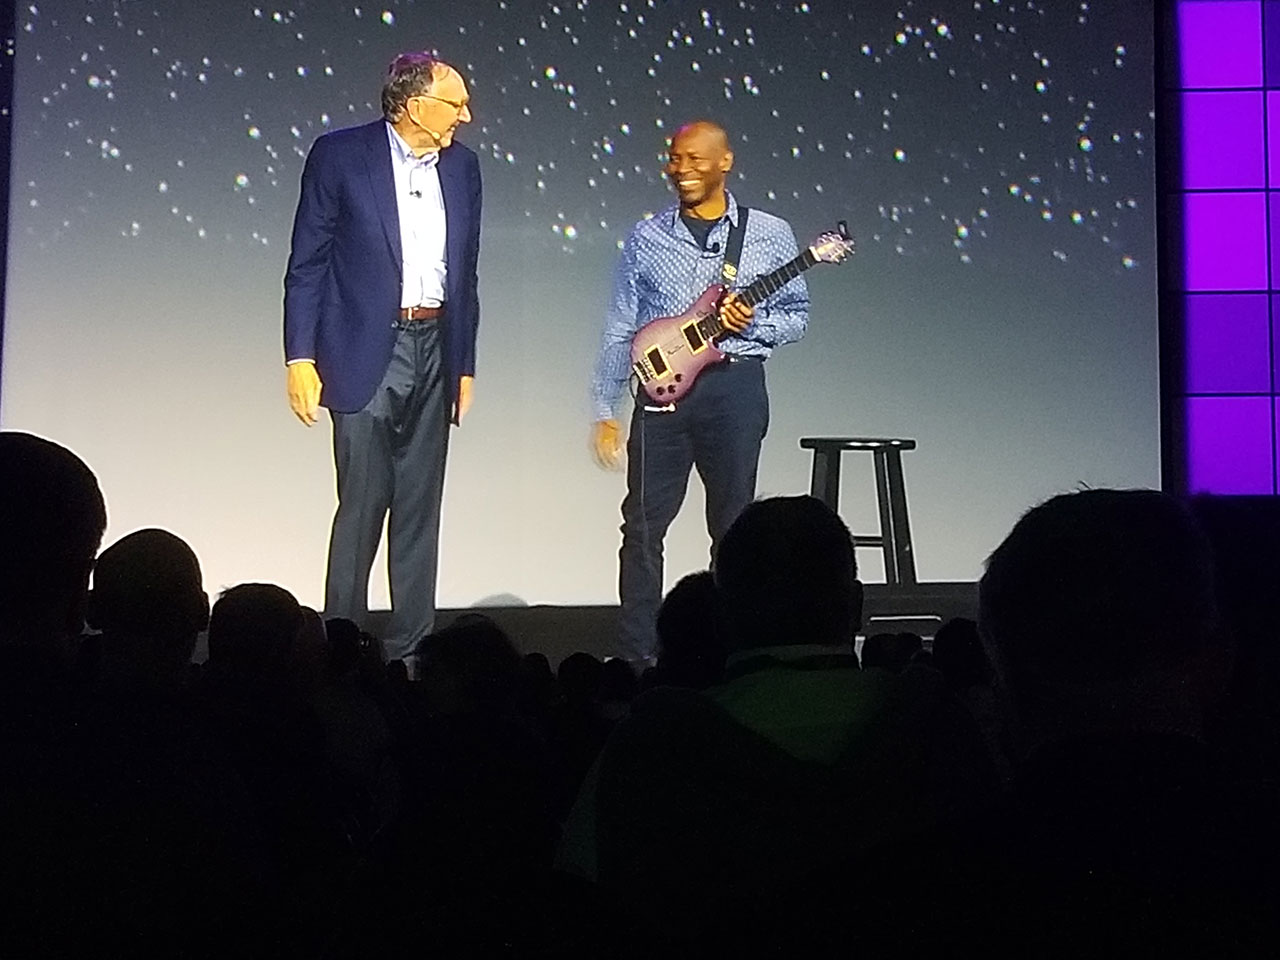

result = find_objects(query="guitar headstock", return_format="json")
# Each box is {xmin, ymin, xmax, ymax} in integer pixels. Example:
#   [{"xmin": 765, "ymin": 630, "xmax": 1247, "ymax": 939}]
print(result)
[{"xmin": 809, "ymin": 221, "xmax": 855, "ymax": 263}]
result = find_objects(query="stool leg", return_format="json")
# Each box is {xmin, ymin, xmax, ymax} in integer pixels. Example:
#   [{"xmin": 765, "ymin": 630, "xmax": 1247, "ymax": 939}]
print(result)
[
  {"xmin": 809, "ymin": 446, "xmax": 842, "ymax": 512},
  {"xmin": 885, "ymin": 449, "xmax": 917, "ymax": 585},
  {"xmin": 872, "ymin": 450, "xmax": 899, "ymax": 585}
]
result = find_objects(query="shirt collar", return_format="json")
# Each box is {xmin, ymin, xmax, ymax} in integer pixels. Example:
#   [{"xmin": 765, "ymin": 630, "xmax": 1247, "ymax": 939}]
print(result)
[
  {"xmin": 386, "ymin": 121, "xmax": 440, "ymax": 169},
  {"xmin": 666, "ymin": 190, "xmax": 740, "ymax": 234}
]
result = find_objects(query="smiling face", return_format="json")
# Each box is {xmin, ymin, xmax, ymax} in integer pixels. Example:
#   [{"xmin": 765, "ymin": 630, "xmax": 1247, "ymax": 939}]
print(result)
[{"xmin": 664, "ymin": 122, "xmax": 733, "ymax": 218}]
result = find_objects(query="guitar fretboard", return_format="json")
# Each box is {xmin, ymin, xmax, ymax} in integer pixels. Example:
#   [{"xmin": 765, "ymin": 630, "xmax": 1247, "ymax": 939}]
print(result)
[
  {"xmin": 740, "ymin": 249, "xmax": 819, "ymax": 307},
  {"xmin": 694, "ymin": 248, "xmax": 821, "ymax": 341}
]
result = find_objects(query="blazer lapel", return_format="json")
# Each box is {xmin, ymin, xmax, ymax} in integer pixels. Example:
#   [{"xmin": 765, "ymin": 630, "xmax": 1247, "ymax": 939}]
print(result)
[
  {"xmin": 438, "ymin": 146, "xmax": 465, "ymax": 301},
  {"xmin": 364, "ymin": 121, "xmax": 402, "ymax": 269}
]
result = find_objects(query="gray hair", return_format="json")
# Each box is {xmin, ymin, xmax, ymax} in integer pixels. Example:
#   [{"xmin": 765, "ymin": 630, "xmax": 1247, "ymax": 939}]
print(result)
[{"xmin": 382, "ymin": 52, "xmax": 438, "ymax": 122}]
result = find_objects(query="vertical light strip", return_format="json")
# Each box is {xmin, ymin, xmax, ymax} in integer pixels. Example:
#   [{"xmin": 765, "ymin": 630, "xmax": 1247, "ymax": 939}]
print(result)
[{"xmin": 1176, "ymin": 0, "xmax": 1277, "ymax": 493}]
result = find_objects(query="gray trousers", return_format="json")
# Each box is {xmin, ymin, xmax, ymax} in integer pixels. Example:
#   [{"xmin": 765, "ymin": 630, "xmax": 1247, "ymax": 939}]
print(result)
[{"xmin": 325, "ymin": 319, "xmax": 449, "ymax": 660}]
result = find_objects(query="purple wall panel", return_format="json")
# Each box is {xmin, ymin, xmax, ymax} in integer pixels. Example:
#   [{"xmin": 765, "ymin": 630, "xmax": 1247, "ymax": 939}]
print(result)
[
  {"xmin": 1269, "ymin": 90, "xmax": 1280, "ymax": 184},
  {"xmin": 1182, "ymin": 92, "xmax": 1265, "ymax": 187},
  {"xmin": 1271, "ymin": 192, "xmax": 1280, "ymax": 285},
  {"xmin": 1177, "ymin": 3, "xmax": 1277, "ymax": 493},
  {"xmin": 1266, "ymin": 0, "xmax": 1280, "ymax": 85},
  {"xmin": 1186, "ymin": 294, "xmax": 1271, "ymax": 392},
  {"xmin": 1276, "ymin": 398, "xmax": 1280, "ymax": 480},
  {"xmin": 1183, "ymin": 192, "xmax": 1268, "ymax": 290},
  {"xmin": 1272, "ymin": 294, "xmax": 1280, "ymax": 390},
  {"xmin": 1276, "ymin": 397, "xmax": 1280, "ymax": 481},
  {"xmin": 1179, "ymin": 1, "xmax": 1264, "ymax": 89},
  {"xmin": 1186, "ymin": 396, "xmax": 1274, "ymax": 493}
]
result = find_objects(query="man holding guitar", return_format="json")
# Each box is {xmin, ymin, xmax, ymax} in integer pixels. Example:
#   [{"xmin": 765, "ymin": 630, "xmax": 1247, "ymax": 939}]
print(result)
[{"xmin": 590, "ymin": 120, "xmax": 811, "ymax": 664}]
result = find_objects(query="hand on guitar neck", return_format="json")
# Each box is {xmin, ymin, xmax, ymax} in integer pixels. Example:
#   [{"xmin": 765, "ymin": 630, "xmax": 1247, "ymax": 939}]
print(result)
[{"xmin": 718, "ymin": 291, "xmax": 753, "ymax": 333}]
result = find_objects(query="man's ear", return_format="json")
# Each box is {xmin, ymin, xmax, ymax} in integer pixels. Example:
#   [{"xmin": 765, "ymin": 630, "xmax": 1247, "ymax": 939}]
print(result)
[{"xmin": 721, "ymin": 150, "xmax": 734, "ymax": 174}]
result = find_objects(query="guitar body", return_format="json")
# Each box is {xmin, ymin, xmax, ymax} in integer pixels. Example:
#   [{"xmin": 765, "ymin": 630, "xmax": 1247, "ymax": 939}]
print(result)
[{"xmin": 630, "ymin": 284, "xmax": 727, "ymax": 404}]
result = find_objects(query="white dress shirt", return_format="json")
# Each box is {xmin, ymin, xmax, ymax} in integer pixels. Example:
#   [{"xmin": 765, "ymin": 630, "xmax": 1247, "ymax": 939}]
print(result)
[{"xmin": 386, "ymin": 122, "xmax": 448, "ymax": 309}]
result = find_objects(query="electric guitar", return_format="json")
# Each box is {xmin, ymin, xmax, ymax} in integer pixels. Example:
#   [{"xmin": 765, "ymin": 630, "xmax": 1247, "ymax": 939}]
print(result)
[{"xmin": 630, "ymin": 221, "xmax": 855, "ymax": 404}]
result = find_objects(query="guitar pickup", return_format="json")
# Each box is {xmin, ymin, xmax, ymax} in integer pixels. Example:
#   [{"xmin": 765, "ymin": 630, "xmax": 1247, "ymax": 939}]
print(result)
[{"xmin": 644, "ymin": 346, "xmax": 670, "ymax": 377}]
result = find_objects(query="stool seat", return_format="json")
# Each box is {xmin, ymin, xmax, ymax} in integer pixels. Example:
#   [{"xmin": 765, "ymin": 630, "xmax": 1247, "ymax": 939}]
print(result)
[
  {"xmin": 799, "ymin": 436, "xmax": 917, "ymax": 586},
  {"xmin": 799, "ymin": 438, "xmax": 917, "ymax": 452}
]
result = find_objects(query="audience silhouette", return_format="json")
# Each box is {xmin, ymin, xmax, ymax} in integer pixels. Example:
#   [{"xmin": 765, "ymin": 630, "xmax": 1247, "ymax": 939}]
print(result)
[
  {"xmin": 837, "ymin": 489, "xmax": 1276, "ymax": 953},
  {"xmin": 86, "ymin": 527, "xmax": 209, "ymax": 693},
  {"xmin": 3, "ymin": 431, "xmax": 1278, "ymax": 954},
  {"xmin": 651, "ymin": 569, "xmax": 727, "ymax": 689},
  {"xmin": 558, "ymin": 495, "xmax": 995, "ymax": 951}
]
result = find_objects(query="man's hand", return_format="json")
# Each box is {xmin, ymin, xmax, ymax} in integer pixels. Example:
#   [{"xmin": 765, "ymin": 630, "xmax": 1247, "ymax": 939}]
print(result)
[
  {"xmin": 719, "ymin": 292, "xmax": 754, "ymax": 333},
  {"xmin": 455, "ymin": 375, "xmax": 475, "ymax": 422},
  {"xmin": 287, "ymin": 361, "xmax": 323, "ymax": 426},
  {"xmin": 592, "ymin": 419, "xmax": 624, "ymax": 470}
]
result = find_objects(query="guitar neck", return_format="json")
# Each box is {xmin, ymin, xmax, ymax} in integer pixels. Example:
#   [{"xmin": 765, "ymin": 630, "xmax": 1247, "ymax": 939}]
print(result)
[
  {"xmin": 738, "ymin": 249, "xmax": 819, "ymax": 308},
  {"xmin": 702, "ymin": 248, "xmax": 819, "ymax": 340}
]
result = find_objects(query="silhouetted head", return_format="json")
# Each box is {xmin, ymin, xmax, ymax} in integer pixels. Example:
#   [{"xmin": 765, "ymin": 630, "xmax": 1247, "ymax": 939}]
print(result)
[
  {"xmin": 416, "ymin": 615, "xmax": 522, "ymax": 715},
  {"xmin": 522, "ymin": 651, "xmax": 553, "ymax": 683},
  {"xmin": 0, "ymin": 432, "xmax": 107, "ymax": 643},
  {"xmin": 931, "ymin": 617, "xmax": 989, "ymax": 686},
  {"xmin": 207, "ymin": 583, "xmax": 303, "ymax": 681},
  {"xmin": 324, "ymin": 617, "xmax": 361, "ymax": 669},
  {"xmin": 599, "ymin": 657, "xmax": 639, "ymax": 704},
  {"xmin": 324, "ymin": 617, "xmax": 373, "ymax": 676},
  {"xmin": 87, "ymin": 528, "xmax": 208, "ymax": 677},
  {"xmin": 656, "ymin": 570, "xmax": 727, "ymax": 689},
  {"xmin": 715, "ymin": 495, "xmax": 863, "ymax": 651},
  {"xmin": 979, "ymin": 489, "xmax": 1224, "ymax": 742},
  {"xmin": 861, "ymin": 632, "xmax": 923, "ymax": 673},
  {"xmin": 558, "ymin": 651, "xmax": 604, "ymax": 707}
]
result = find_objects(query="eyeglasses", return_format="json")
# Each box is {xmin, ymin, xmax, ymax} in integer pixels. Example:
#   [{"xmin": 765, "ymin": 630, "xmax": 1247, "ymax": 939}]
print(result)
[{"xmin": 412, "ymin": 93, "xmax": 470, "ymax": 113}]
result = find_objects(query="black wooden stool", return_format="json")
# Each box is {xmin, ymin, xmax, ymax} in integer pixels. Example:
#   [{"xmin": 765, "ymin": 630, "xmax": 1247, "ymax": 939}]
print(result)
[{"xmin": 798, "ymin": 437, "xmax": 917, "ymax": 586}]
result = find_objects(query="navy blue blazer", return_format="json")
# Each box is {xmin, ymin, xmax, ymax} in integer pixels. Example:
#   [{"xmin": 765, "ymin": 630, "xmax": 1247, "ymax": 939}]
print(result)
[{"xmin": 283, "ymin": 119, "xmax": 482, "ymax": 418}]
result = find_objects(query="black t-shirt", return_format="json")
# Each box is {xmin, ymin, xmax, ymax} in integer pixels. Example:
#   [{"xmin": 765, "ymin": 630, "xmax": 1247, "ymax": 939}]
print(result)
[{"xmin": 681, "ymin": 214, "xmax": 719, "ymax": 252}]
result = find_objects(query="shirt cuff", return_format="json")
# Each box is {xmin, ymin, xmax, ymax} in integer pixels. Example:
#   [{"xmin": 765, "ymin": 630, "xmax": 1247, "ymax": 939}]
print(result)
[{"xmin": 286, "ymin": 358, "xmax": 315, "ymax": 366}]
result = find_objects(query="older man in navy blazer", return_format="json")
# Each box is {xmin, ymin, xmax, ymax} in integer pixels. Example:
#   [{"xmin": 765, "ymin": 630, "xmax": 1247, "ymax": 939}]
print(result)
[{"xmin": 284, "ymin": 52, "xmax": 481, "ymax": 661}]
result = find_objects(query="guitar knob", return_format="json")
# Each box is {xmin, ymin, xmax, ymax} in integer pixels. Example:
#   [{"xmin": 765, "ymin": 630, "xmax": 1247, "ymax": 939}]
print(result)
[{"xmin": 675, "ymin": 374, "xmax": 684, "ymax": 382}]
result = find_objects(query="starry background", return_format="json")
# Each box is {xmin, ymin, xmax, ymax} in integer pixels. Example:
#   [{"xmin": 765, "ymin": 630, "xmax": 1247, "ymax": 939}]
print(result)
[{"xmin": 1, "ymin": 1, "xmax": 1159, "ymax": 608}]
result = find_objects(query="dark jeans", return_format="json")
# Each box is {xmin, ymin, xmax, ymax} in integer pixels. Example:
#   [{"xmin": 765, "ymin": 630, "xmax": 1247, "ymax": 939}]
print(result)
[
  {"xmin": 618, "ymin": 357, "xmax": 770, "ymax": 661},
  {"xmin": 325, "ymin": 319, "xmax": 449, "ymax": 661}
]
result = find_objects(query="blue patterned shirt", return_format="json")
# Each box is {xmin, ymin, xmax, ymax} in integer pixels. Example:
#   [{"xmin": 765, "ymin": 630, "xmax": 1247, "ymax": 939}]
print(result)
[{"xmin": 590, "ymin": 192, "xmax": 810, "ymax": 421}]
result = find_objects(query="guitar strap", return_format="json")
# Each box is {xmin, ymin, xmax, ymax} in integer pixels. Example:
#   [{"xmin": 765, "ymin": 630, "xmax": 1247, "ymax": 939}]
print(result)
[{"xmin": 721, "ymin": 207, "xmax": 749, "ymax": 286}]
